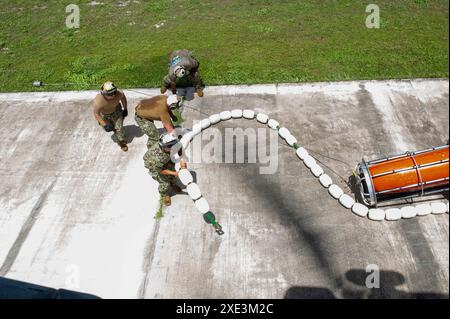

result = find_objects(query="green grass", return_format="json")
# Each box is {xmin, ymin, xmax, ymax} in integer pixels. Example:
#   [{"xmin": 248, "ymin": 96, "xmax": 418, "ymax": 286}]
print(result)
[
  {"xmin": 0, "ymin": 0, "xmax": 448, "ymax": 92},
  {"xmin": 155, "ymin": 194, "xmax": 164, "ymax": 219}
]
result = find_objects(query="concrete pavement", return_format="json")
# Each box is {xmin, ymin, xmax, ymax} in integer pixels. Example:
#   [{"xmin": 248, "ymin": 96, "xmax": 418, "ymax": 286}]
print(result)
[{"xmin": 0, "ymin": 79, "xmax": 448, "ymax": 298}]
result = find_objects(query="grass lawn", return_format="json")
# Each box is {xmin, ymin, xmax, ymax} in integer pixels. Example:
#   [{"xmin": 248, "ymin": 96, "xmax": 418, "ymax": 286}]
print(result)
[{"xmin": 0, "ymin": 0, "xmax": 448, "ymax": 92}]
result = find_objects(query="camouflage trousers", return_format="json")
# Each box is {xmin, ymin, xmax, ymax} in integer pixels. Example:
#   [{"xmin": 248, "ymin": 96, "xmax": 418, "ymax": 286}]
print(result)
[
  {"xmin": 143, "ymin": 148, "xmax": 177, "ymax": 195},
  {"xmin": 155, "ymin": 171, "xmax": 178, "ymax": 195},
  {"xmin": 135, "ymin": 114, "xmax": 160, "ymax": 146},
  {"xmin": 102, "ymin": 107, "xmax": 126, "ymax": 143}
]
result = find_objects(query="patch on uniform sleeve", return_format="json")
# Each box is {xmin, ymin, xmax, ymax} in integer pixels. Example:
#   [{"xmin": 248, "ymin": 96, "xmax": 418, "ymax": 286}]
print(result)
[{"xmin": 170, "ymin": 55, "xmax": 182, "ymax": 66}]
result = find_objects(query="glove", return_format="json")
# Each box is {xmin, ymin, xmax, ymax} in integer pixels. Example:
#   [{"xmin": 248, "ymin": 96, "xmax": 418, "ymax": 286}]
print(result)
[
  {"xmin": 104, "ymin": 123, "xmax": 114, "ymax": 132},
  {"xmin": 122, "ymin": 109, "xmax": 128, "ymax": 118}
]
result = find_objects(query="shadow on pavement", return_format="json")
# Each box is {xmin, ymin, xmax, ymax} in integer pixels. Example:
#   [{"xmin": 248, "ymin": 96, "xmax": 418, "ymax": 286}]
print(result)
[
  {"xmin": 124, "ymin": 124, "xmax": 144, "ymax": 144},
  {"xmin": 110, "ymin": 125, "xmax": 144, "ymax": 144},
  {"xmin": 285, "ymin": 269, "xmax": 449, "ymax": 299}
]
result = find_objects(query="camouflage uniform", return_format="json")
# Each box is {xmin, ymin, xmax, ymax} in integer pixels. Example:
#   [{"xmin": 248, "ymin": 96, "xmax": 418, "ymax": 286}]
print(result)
[
  {"xmin": 144, "ymin": 142, "xmax": 178, "ymax": 195},
  {"xmin": 163, "ymin": 49, "xmax": 203, "ymax": 89},
  {"xmin": 135, "ymin": 114, "xmax": 160, "ymax": 145},
  {"xmin": 102, "ymin": 106, "xmax": 126, "ymax": 143}
]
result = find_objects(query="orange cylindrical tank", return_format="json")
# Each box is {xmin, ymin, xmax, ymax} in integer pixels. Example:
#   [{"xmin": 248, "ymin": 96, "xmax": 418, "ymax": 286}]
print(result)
[{"xmin": 369, "ymin": 147, "xmax": 449, "ymax": 194}]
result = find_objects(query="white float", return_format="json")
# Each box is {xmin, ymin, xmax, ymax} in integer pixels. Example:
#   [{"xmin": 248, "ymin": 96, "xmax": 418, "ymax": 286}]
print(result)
[
  {"xmin": 200, "ymin": 118, "xmax": 211, "ymax": 129},
  {"xmin": 256, "ymin": 113, "xmax": 269, "ymax": 124},
  {"xmin": 286, "ymin": 135, "xmax": 298, "ymax": 147},
  {"xmin": 243, "ymin": 110, "xmax": 255, "ymax": 119},
  {"xmin": 220, "ymin": 111, "xmax": 232, "ymax": 121},
  {"xmin": 303, "ymin": 155, "xmax": 317, "ymax": 169},
  {"xmin": 401, "ymin": 206, "xmax": 416, "ymax": 219},
  {"xmin": 194, "ymin": 197, "xmax": 210, "ymax": 214},
  {"xmin": 278, "ymin": 127, "xmax": 290, "ymax": 140},
  {"xmin": 180, "ymin": 136, "xmax": 190, "ymax": 150},
  {"xmin": 174, "ymin": 110, "xmax": 445, "ymax": 225},
  {"xmin": 415, "ymin": 203, "xmax": 432, "ymax": 216},
  {"xmin": 431, "ymin": 202, "xmax": 447, "ymax": 215},
  {"xmin": 178, "ymin": 169, "xmax": 193, "ymax": 186},
  {"xmin": 319, "ymin": 174, "xmax": 333, "ymax": 188},
  {"xmin": 368, "ymin": 208, "xmax": 385, "ymax": 221},
  {"xmin": 296, "ymin": 147, "xmax": 309, "ymax": 160},
  {"xmin": 339, "ymin": 194, "xmax": 355, "ymax": 209},
  {"xmin": 209, "ymin": 114, "xmax": 221, "ymax": 124},
  {"xmin": 328, "ymin": 184, "xmax": 344, "ymax": 199},
  {"xmin": 231, "ymin": 109, "xmax": 243, "ymax": 118},
  {"xmin": 310, "ymin": 164, "xmax": 324, "ymax": 178},
  {"xmin": 192, "ymin": 123, "xmax": 202, "ymax": 135},
  {"xmin": 186, "ymin": 183, "xmax": 202, "ymax": 201},
  {"xmin": 352, "ymin": 203, "xmax": 369, "ymax": 217},
  {"xmin": 182, "ymin": 131, "xmax": 195, "ymax": 143},
  {"xmin": 385, "ymin": 208, "xmax": 402, "ymax": 221},
  {"xmin": 268, "ymin": 119, "xmax": 279, "ymax": 130}
]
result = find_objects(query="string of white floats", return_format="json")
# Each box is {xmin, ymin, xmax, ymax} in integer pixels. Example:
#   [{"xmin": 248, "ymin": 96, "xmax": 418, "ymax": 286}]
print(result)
[{"xmin": 170, "ymin": 109, "xmax": 449, "ymax": 222}]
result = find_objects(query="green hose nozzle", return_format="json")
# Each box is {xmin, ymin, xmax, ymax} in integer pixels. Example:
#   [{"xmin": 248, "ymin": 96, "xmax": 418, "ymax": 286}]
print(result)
[{"xmin": 203, "ymin": 211, "xmax": 224, "ymax": 236}]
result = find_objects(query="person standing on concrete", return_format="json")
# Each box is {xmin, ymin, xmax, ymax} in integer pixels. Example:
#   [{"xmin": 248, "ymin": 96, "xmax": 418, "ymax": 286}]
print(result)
[
  {"xmin": 144, "ymin": 133, "xmax": 186, "ymax": 206},
  {"xmin": 93, "ymin": 81, "xmax": 128, "ymax": 152},
  {"xmin": 160, "ymin": 49, "xmax": 204, "ymax": 97},
  {"xmin": 134, "ymin": 95, "xmax": 181, "ymax": 145}
]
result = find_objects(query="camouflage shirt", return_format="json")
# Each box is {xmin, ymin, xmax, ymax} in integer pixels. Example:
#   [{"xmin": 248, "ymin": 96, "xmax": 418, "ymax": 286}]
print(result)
[
  {"xmin": 167, "ymin": 49, "xmax": 199, "ymax": 82},
  {"xmin": 143, "ymin": 142, "xmax": 173, "ymax": 179}
]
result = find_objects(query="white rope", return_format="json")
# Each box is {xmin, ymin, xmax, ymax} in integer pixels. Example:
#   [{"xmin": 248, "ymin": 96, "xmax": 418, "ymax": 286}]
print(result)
[{"xmin": 172, "ymin": 109, "xmax": 449, "ymax": 222}]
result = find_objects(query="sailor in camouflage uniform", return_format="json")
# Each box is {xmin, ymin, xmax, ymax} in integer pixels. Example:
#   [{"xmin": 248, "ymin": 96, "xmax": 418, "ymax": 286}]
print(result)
[
  {"xmin": 160, "ymin": 49, "xmax": 204, "ymax": 97},
  {"xmin": 135, "ymin": 94, "xmax": 181, "ymax": 145},
  {"xmin": 144, "ymin": 133, "xmax": 186, "ymax": 206},
  {"xmin": 93, "ymin": 81, "xmax": 129, "ymax": 151}
]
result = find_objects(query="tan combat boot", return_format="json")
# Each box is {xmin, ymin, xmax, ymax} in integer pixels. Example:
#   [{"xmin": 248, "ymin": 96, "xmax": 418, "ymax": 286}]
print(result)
[
  {"xmin": 118, "ymin": 141, "xmax": 128, "ymax": 152},
  {"xmin": 195, "ymin": 87, "xmax": 204, "ymax": 97},
  {"xmin": 163, "ymin": 195, "xmax": 171, "ymax": 206}
]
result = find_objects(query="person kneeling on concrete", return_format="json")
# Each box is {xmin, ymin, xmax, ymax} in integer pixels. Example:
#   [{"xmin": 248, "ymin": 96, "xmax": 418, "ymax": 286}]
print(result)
[
  {"xmin": 93, "ymin": 81, "xmax": 128, "ymax": 152},
  {"xmin": 135, "ymin": 95, "xmax": 181, "ymax": 145},
  {"xmin": 160, "ymin": 49, "xmax": 204, "ymax": 97},
  {"xmin": 144, "ymin": 133, "xmax": 187, "ymax": 206}
]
